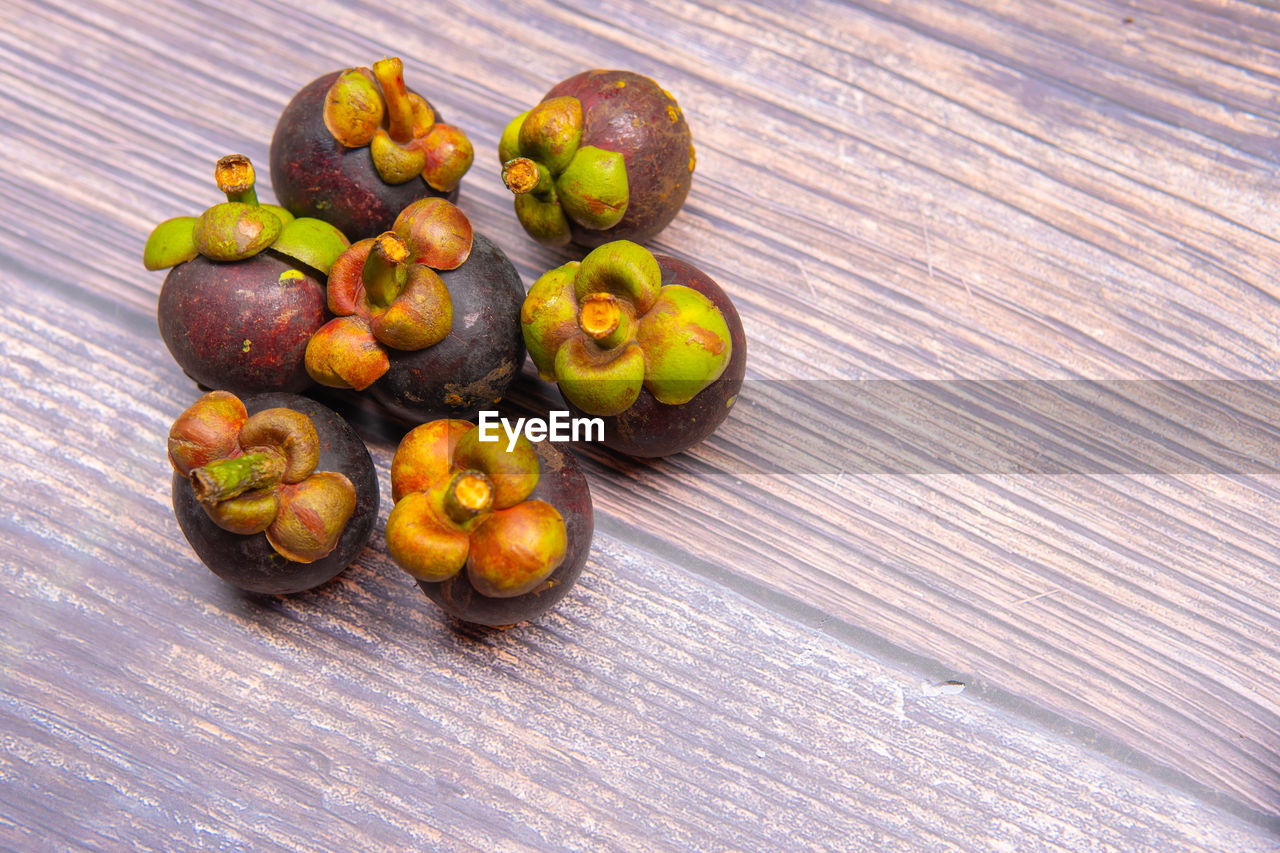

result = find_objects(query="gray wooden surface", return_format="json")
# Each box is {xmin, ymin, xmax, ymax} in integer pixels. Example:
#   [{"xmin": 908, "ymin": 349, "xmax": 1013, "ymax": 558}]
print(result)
[{"xmin": 3, "ymin": 0, "xmax": 1279, "ymax": 849}]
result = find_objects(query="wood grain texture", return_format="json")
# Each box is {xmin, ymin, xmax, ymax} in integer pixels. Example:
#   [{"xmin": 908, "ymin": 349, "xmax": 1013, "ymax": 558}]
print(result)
[{"xmin": 2, "ymin": 0, "xmax": 1280, "ymax": 847}]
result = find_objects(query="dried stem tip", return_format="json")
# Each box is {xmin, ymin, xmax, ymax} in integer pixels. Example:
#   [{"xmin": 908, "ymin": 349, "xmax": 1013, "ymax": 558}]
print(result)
[
  {"xmin": 215, "ymin": 154, "xmax": 258, "ymax": 204},
  {"xmin": 444, "ymin": 470, "xmax": 494, "ymax": 524},
  {"xmin": 502, "ymin": 157, "xmax": 543, "ymax": 195},
  {"xmin": 579, "ymin": 293, "xmax": 621, "ymax": 339}
]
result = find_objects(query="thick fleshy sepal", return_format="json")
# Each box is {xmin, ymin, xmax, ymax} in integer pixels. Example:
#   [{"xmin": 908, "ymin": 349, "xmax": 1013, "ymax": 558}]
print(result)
[
  {"xmin": 167, "ymin": 391, "xmax": 248, "ymax": 475},
  {"xmin": 453, "ymin": 427, "xmax": 540, "ymax": 509},
  {"xmin": 193, "ymin": 203, "xmax": 282, "ymax": 262},
  {"xmin": 305, "ymin": 315, "xmax": 389, "ymax": 390},
  {"xmin": 266, "ymin": 472, "xmax": 357, "ymax": 563},
  {"xmin": 421, "ymin": 124, "xmax": 474, "ymax": 192},
  {"xmin": 574, "ymin": 240, "xmax": 661, "ymax": 310},
  {"xmin": 323, "ymin": 68, "xmax": 385, "ymax": 148},
  {"xmin": 467, "ymin": 501, "xmax": 567, "ymax": 598},
  {"xmin": 370, "ymin": 265, "xmax": 452, "ymax": 351},
  {"xmin": 521, "ymin": 263, "xmax": 581, "ymax": 379},
  {"xmin": 393, "ymin": 197, "xmax": 473, "ymax": 270},
  {"xmin": 385, "ymin": 490, "xmax": 470, "ymax": 581},
  {"xmin": 390, "ymin": 420, "xmax": 473, "ymax": 503},
  {"xmin": 556, "ymin": 146, "xmax": 628, "ymax": 231},
  {"xmin": 513, "ymin": 193, "xmax": 571, "ymax": 246},
  {"xmin": 554, "ymin": 337, "xmax": 645, "ymax": 417},
  {"xmin": 239, "ymin": 408, "xmax": 320, "ymax": 484},
  {"xmin": 517, "ymin": 96, "xmax": 583, "ymax": 174},
  {"xmin": 144, "ymin": 217, "xmax": 199, "ymax": 270},
  {"xmin": 272, "ymin": 217, "xmax": 350, "ymax": 274},
  {"xmin": 635, "ymin": 284, "xmax": 732, "ymax": 405}
]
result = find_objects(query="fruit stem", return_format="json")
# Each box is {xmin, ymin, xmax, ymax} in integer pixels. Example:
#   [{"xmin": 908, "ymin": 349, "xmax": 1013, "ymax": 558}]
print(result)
[
  {"xmin": 215, "ymin": 154, "xmax": 259, "ymax": 206},
  {"xmin": 502, "ymin": 157, "xmax": 555, "ymax": 199},
  {"xmin": 372, "ymin": 57, "xmax": 414, "ymax": 144},
  {"xmin": 579, "ymin": 293, "xmax": 631, "ymax": 350},
  {"xmin": 444, "ymin": 470, "xmax": 494, "ymax": 525},
  {"xmin": 191, "ymin": 450, "xmax": 285, "ymax": 505},
  {"xmin": 363, "ymin": 231, "xmax": 411, "ymax": 309}
]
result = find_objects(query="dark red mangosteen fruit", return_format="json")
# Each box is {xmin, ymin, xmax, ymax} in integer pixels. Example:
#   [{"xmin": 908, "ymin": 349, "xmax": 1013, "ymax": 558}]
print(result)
[
  {"xmin": 144, "ymin": 155, "xmax": 350, "ymax": 395},
  {"xmin": 384, "ymin": 419, "xmax": 593, "ymax": 626},
  {"xmin": 168, "ymin": 391, "xmax": 379, "ymax": 594},
  {"xmin": 270, "ymin": 57, "xmax": 473, "ymax": 241}
]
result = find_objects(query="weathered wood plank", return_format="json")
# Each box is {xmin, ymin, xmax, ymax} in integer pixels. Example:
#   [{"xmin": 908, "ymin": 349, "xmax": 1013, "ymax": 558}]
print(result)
[{"xmin": 2, "ymin": 0, "xmax": 1279, "ymax": 842}]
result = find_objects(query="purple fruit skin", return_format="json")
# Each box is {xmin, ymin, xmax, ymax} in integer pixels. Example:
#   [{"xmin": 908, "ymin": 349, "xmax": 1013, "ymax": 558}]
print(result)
[
  {"xmin": 171, "ymin": 393, "xmax": 379, "ymax": 595},
  {"xmin": 545, "ymin": 70, "xmax": 694, "ymax": 247},
  {"xmin": 270, "ymin": 71, "xmax": 459, "ymax": 241},
  {"xmin": 158, "ymin": 253, "xmax": 327, "ymax": 395},
  {"xmin": 417, "ymin": 439, "xmax": 593, "ymax": 626},
  {"xmin": 369, "ymin": 234, "xmax": 526, "ymax": 422},
  {"xmin": 566, "ymin": 254, "xmax": 747, "ymax": 457}
]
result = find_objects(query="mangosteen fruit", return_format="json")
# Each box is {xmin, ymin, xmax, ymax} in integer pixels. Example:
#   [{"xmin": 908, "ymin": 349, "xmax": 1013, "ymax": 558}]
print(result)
[
  {"xmin": 304, "ymin": 198, "xmax": 525, "ymax": 422},
  {"xmin": 385, "ymin": 419, "xmax": 593, "ymax": 626},
  {"xmin": 270, "ymin": 56, "xmax": 473, "ymax": 241},
  {"xmin": 144, "ymin": 154, "xmax": 350, "ymax": 395},
  {"xmin": 168, "ymin": 391, "xmax": 379, "ymax": 594},
  {"xmin": 498, "ymin": 69, "xmax": 695, "ymax": 248},
  {"xmin": 522, "ymin": 240, "xmax": 745, "ymax": 457}
]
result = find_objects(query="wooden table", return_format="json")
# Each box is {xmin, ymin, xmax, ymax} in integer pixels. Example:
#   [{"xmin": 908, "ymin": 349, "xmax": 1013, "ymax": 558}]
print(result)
[{"xmin": 3, "ymin": 0, "xmax": 1279, "ymax": 849}]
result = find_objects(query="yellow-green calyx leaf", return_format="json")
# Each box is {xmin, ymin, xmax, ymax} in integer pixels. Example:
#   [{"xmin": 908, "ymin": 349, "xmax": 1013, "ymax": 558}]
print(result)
[
  {"xmin": 193, "ymin": 202, "xmax": 282, "ymax": 262},
  {"xmin": 513, "ymin": 193, "xmax": 571, "ymax": 246},
  {"xmin": 324, "ymin": 68, "xmax": 385, "ymax": 147},
  {"xmin": 517, "ymin": 96, "xmax": 583, "ymax": 174},
  {"xmin": 272, "ymin": 217, "xmax": 351, "ymax": 274},
  {"xmin": 520, "ymin": 241, "xmax": 732, "ymax": 416},
  {"xmin": 501, "ymin": 95, "xmax": 632, "ymax": 243},
  {"xmin": 143, "ymin": 216, "xmax": 199, "ymax": 270},
  {"xmin": 556, "ymin": 146, "xmax": 628, "ymax": 231},
  {"xmin": 635, "ymin": 284, "xmax": 731, "ymax": 405},
  {"xmin": 555, "ymin": 338, "xmax": 645, "ymax": 416},
  {"xmin": 168, "ymin": 391, "xmax": 356, "ymax": 563},
  {"xmin": 326, "ymin": 57, "xmax": 474, "ymax": 189},
  {"xmin": 146, "ymin": 155, "xmax": 341, "ymax": 269},
  {"xmin": 385, "ymin": 420, "xmax": 565, "ymax": 595},
  {"xmin": 522, "ymin": 263, "xmax": 582, "ymax": 379}
]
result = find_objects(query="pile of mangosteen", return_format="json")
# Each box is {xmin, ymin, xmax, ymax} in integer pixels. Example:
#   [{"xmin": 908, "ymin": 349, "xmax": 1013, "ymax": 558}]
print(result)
[{"xmin": 146, "ymin": 57, "xmax": 745, "ymax": 627}]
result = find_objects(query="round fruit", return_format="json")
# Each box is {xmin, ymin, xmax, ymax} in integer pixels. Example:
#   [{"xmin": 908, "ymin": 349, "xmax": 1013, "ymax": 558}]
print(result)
[
  {"xmin": 385, "ymin": 419, "xmax": 593, "ymax": 626},
  {"xmin": 144, "ymin": 155, "xmax": 349, "ymax": 395},
  {"xmin": 522, "ymin": 240, "xmax": 746, "ymax": 457},
  {"xmin": 304, "ymin": 198, "xmax": 525, "ymax": 422},
  {"xmin": 498, "ymin": 69, "xmax": 694, "ymax": 248},
  {"xmin": 168, "ymin": 391, "xmax": 379, "ymax": 594},
  {"xmin": 270, "ymin": 57, "xmax": 473, "ymax": 241}
]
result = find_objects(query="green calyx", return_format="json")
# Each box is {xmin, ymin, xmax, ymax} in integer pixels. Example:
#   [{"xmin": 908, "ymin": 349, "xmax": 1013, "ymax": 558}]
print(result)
[
  {"xmin": 324, "ymin": 58, "xmax": 474, "ymax": 191},
  {"xmin": 499, "ymin": 97, "xmax": 629, "ymax": 244},
  {"xmin": 143, "ymin": 154, "xmax": 349, "ymax": 273},
  {"xmin": 521, "ymin": 241, "xmax": 732, "ymax": 415},
  {"xmin": 304, "ymin": 227, "xmax": 454, "ymax": 391},
  {"xmin": 169, "ymin": 392, "xmax": 356, "ymax": 563},
  {"xmin": 385, "ymin": 420, "xmax": 565, "ymax": 596}
]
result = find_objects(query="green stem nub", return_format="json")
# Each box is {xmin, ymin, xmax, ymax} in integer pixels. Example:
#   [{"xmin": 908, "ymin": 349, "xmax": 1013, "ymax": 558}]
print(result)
[
  {"xmin": 215, "ymin": 154, "xmax": 259, "ymax": 206},
  {"xmin": 502, "ymin": 157, "xmax": 553, "ymax": 198},
  {"xmin": 363, "ymin": 231, "xmax": 411, "ymax": 309},
  {"xmin": 372, "ymin": 57, "xmax": 414, "ymax": 144},
  {"xmin": 191, "ymin": 451, "xmax": 285, "ymax": 505},
  {"xmin": 443, "ymin": 469, "xmax": 494, "ymax": 525}
]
